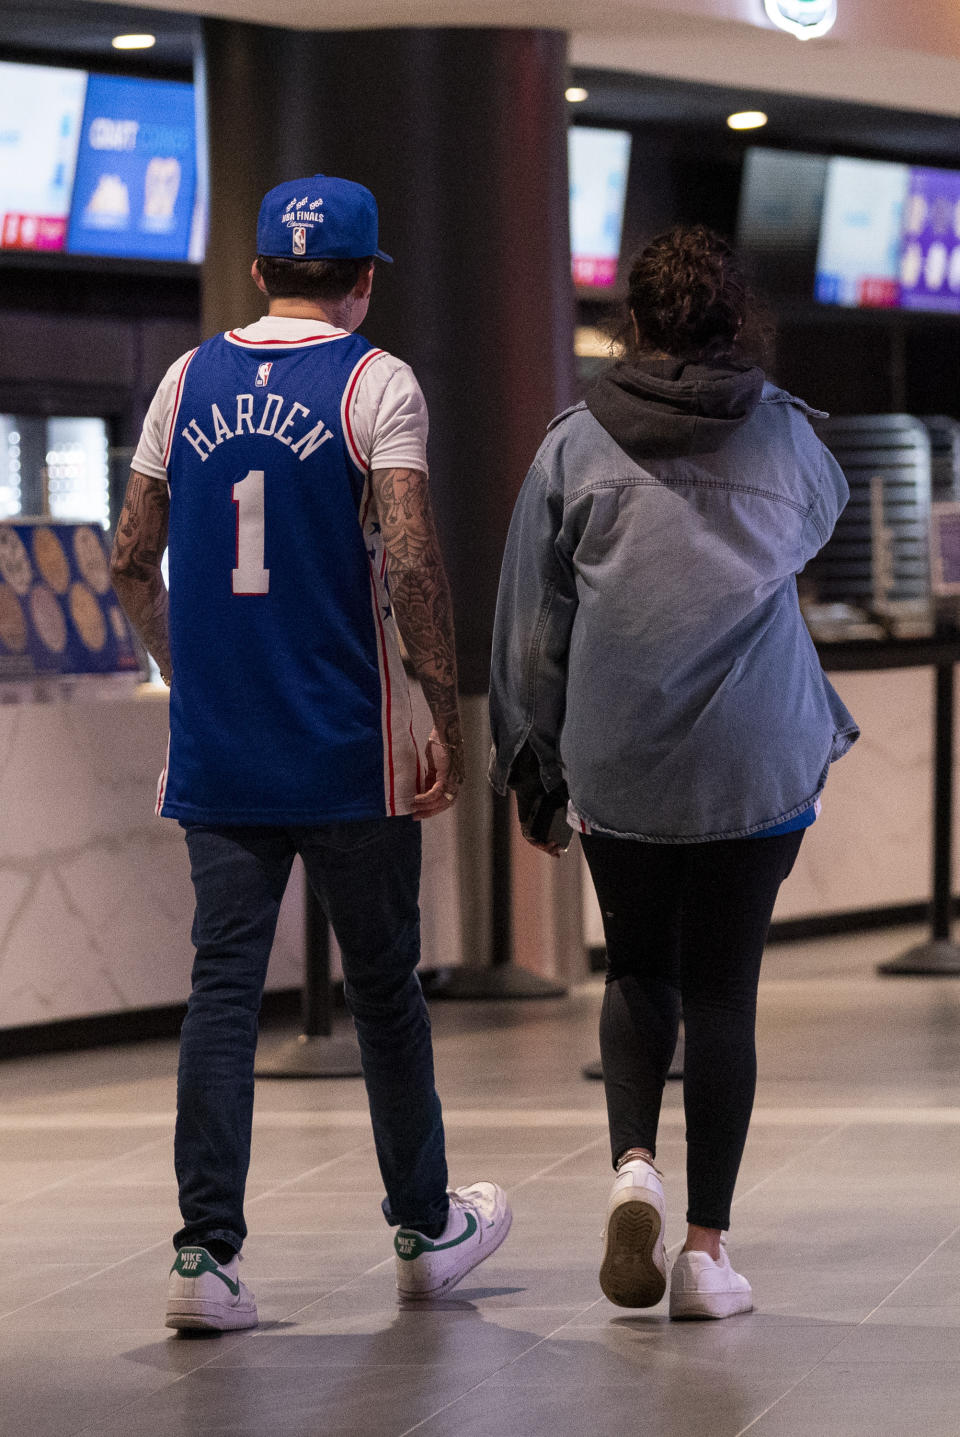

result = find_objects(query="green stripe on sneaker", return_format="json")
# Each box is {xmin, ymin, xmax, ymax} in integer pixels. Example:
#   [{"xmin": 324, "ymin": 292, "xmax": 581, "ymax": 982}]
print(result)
[
  {"xmin": 394, "ymin": 1212, "xmax": 478, "ymax": 1261},
  {"xmin": 171, "ymin": 1246, "xmax": 240, "ymax": 1296}
]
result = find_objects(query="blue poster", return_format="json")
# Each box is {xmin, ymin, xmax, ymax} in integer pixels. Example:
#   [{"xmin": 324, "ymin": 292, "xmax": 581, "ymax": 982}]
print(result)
[
  {"xmin": 67, "ymin": 73, "xmax": 196, "ymax": 261},
  {"xmin": 0, "ymin": 522, "xmax": 141, "ymax": 678}
]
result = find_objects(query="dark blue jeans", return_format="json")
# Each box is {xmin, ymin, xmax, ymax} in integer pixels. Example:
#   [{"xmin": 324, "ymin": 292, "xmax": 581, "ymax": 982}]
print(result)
[{"xmin": 174, "ymin": 818, "xmax": 449, "ymax": 1254}]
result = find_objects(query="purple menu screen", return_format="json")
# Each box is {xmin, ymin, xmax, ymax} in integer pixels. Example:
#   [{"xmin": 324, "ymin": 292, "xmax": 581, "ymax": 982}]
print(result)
[{"xmin": 899, "ymin": 167, "xmax": 960, "ymax": 313}]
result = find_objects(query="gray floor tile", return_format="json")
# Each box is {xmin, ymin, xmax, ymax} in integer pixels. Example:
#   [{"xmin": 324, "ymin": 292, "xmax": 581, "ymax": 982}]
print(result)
[
  {"xmin": 745, "ymin": 1361, "xmax": 960, "ymax": 1437},
  {"xmin": 4, "ymin": 925, "xmax": 960, "ymax": 1437}
]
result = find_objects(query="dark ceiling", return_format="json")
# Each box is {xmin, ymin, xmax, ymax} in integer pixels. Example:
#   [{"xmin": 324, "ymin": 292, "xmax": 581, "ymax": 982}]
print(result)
[
  {"xmin": 2, "ymin": 5, "xmax": 960, "ymax": 167},
  {"xmin": 0, "ymin": 0, "xmax": 199, "ymax": 72}
]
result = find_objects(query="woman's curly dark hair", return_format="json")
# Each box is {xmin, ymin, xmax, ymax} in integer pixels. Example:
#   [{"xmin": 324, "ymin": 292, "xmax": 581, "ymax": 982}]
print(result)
[{"xmin": 623, "ymin": 226, "xmax": 762, "ymax": 362}]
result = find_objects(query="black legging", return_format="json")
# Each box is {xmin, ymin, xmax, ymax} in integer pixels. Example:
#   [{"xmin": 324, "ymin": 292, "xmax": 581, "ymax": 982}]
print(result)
[{"xmin": 581, "ymin": 828, "xmax": 804, "ymax": 1231}]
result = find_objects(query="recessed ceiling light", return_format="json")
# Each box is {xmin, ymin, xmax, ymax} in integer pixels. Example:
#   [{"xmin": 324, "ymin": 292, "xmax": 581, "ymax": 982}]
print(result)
[
  {"xmin": 727, "ymin": 110, "xmax": 769, "ymax": 131},
  {"xmin": 763, "ymin": 0, "xmax": 837, "ymax": 41},
  {"xmin": 112, "ymin": 33, "xmax": 156, "ymax": 50},
  {"xmin": 565, "ymin": 87, "xmax": 589, "ymax": 104}
]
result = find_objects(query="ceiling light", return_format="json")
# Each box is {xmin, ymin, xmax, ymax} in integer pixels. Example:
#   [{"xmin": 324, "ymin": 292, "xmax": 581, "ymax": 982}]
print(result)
[
  {"xmin": 763, "ymin": 0, "xmax": 837, "ymax": 40},
  {"xmin": 111, "ymin": 33, "xmax": 156, "ymax": 50},
  {"xmin": 565, "ymin": 87, "xmax": 589, "ymax": 104},
  {"xmin": 727, "ymin": 110, "xmax": 769, "ymax": 131}
]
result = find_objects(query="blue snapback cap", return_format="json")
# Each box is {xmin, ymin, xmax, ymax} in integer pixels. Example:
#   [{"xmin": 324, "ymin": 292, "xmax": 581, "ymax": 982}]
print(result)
[{"xmin": 256, "ymin": 174, "xmax": 392, "ymax": 262}]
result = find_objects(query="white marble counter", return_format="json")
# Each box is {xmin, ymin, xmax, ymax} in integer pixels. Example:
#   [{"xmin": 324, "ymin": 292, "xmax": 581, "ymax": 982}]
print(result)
[
  {"xmin": 0, "ymin": 665, "xmax": 947, "ymax": 1029},
  {"xmin": 0, "ymin": 689, "xmax": 304, "ymax": 1032},
  {"xmin": 0, "ymin": 684, "xmax": 462, "ymax": 1032}
]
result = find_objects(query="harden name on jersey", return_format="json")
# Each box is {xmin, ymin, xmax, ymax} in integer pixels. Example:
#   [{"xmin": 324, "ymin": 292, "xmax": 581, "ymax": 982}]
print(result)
[{"xmin": 180, "ymin": 392, "xmax": 334, "ymax": 463}]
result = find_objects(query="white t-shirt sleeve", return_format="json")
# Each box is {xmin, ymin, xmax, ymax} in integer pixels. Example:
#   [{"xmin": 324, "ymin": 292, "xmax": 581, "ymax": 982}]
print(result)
[
  {"xmin": 131, "ymin": 349, "xmax": 197, "ymax": 479},
  {"xmin": 350, "ymin": 353, "xmax": 429, "ymax": 473}
]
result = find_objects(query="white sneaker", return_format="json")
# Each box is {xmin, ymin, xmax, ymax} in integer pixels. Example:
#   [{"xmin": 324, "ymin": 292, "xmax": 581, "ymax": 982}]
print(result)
[
  {"xmin": 395, "ymin": 1182, "xmax": 512, "ymax": 1300},
  {"xmin": 599, "ymin": 1158, "xmax": 667, "ymax": 1308},
  {"xmin": 669, "ymin": 1236, "xmax": 753, "ymax": 1319},
  {"xmin": 165, "ymin": 1245, "xmax": 258, "ymax": 1332}
]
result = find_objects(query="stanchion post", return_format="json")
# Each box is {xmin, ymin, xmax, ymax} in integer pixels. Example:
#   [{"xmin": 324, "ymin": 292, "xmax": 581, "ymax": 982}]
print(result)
[
  {"xmin": 302, "ymin": 886, "xmax": 332, "ymax": 1037},
  {"xmin": 255, "ymin": 873, "xmax": 365, "ymax": 1077},
  {"xmin": 879, "ymin": 658, "xmax": 960, "ymax": 975}
]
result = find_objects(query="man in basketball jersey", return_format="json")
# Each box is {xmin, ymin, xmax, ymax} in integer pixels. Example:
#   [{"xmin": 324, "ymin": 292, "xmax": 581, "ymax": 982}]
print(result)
[{"xmin": 111, "ymin": 174, "xmax": 511, "ymax": 1331}]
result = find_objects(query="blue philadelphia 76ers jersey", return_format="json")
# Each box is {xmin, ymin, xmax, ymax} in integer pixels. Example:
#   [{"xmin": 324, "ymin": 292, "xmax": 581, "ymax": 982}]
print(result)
[{"xmin": 157, "ymin": 327, "xmax": 421, "ymax": 823}]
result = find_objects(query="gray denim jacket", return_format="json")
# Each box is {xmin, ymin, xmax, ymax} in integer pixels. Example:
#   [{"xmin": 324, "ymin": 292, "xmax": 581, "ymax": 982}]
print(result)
[{"xmin": 488, "ymin": 359, "xmax": 859, "ymax": 842}]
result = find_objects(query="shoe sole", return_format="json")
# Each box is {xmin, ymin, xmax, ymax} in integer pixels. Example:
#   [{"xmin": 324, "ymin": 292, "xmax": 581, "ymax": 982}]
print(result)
[
  {"xmin": 398, "ymin": 1209, "xmax": 513, "ymax": 1300},
  {"xmin": 165, "ymin": 1298, "xmax": 258, "ymax": 1332},
  {"xmin": 599, "ymin": 1198, "xmax": 666, "ymax": 1308},
  {"xmin": 669, "ymin": 1291, "xmax": 753, "ymax": 1320}
]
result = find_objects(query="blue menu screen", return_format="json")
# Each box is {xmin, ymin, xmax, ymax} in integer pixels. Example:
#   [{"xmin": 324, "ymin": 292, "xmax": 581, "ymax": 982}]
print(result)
[
  {"xmin": 0, "ymin": 60, "xmax": 204, "ymax": 263},
  {"xmin": 67, "ymin": 74, "xmax": 197, "ymax": 261}
]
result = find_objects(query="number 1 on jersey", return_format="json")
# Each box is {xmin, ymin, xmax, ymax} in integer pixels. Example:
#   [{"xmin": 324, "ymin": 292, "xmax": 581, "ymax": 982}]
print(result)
[{"xmin": 233, "ymin": 469, "xmax": 270, "ymax": 594}]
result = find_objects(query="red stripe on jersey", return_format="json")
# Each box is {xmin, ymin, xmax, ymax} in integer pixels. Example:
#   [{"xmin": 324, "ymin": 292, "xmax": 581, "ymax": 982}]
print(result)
[
  {"xmin": 162, "ymin": 348, "xmax": 198, "ymax": 468},
  {"xmin": 368, "ymin": 565, "xmax": 396, "ymax": 815},
  {"xmin": 224, "ymin": 330, "xmax": 349, "ymax": 346},
  {"xmin": 342, "ymin": 349, "xmax": 384, "ymax": 471}
]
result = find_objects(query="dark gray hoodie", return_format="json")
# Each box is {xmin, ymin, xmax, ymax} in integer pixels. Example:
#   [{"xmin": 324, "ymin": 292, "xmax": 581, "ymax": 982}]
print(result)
[{"xmin": 586, "ymin": 356, "xmax": 766, "ymax": 460}]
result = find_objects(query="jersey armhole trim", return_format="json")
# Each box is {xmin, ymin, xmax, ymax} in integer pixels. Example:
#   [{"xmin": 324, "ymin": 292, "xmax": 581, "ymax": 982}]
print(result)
[
  {"xmin": 342, "ymin": 347, "xmax": 385, "ymax": 472},
  {"xmin": 162, "ymin": 348, "xmax": 199, "ymax": 468}
]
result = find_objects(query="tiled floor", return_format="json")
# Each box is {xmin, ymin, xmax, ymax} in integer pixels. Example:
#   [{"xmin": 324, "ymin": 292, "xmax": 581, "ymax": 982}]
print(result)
[{"xmin": 4, "ymin": 925, "xmax": 960, "ymax": 1435}]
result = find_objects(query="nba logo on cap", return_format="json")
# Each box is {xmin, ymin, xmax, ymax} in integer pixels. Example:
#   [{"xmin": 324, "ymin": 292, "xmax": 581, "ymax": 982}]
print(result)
[
  {"xmin": 255, "ymin": 362, "xmax": 273, "ymax": 388},
  {"xmin": 292, "ymin": 226, "xmax": 307, "ymax": 256}
]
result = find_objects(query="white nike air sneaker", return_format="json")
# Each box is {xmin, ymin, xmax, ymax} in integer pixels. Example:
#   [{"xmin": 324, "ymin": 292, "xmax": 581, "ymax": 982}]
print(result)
[
  {"xmin": 669, "ymin": 1235, "xmax": 753, "ymax": 1320},
  {"xmin": 599, "ymin": 1157, "xmax": 667, "ymax": 1308},
  {"xmin": 165, "ymin": 1245, "xmax": 258, "ymax": 1332},
  {"xmin": 395, "ymin": 1182, "xmax": 512, "ymax": 1300}
]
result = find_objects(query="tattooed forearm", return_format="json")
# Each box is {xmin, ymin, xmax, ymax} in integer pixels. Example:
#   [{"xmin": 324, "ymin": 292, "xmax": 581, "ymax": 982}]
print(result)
[
  {"xmin": 371, "ymin": 467, "xmax": 462, "ymax": 771},
  {"xmin": 110, "ymin": 468, "xmax": 173, "ymax": 681}
]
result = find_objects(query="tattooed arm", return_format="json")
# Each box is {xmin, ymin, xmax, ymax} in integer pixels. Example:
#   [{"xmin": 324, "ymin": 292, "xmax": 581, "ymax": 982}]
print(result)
[
  {"xmin": 110, "ymin": 468, "xmax": 172, "ymax": 684},
  {"xmin": 370, "ymin": 466, "xmax": 463, "ymax": 814}
]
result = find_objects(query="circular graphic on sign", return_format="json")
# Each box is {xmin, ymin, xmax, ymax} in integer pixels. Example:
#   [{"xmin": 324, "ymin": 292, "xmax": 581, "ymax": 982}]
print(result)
[
  {"xmin": 950, "ymin": 247, "xmax": 960, "ymax": 294},
  {"xmin": 926, "ymin": 241, "xmax": 949, "ymax": 292},
  {"xmin": 69, "ymin": 581, "xmax": 107, "ymax": 652},
  {"xmin": 30, "ymin": 584, "xmax": 67, "ymax": 653},
  {"xmin": 901, "ymin": 242, "xmax": 923, "ymax": 289},
  {"xmin": 0, "ymin": 526, "xmax": 33, "ymax": 596},
  {"xmin": 0, "ymin": 584, "xmax": 27, "ymax": 653},
  {"xmin": 32, "ymin": 526, "xmax": 71, "ymax": 595},
  {"xmin": 73, "ymin": 525, "xmax": 111, "ymax": 594},
  {"xmin": 907, "ymin": 193, "xmax": 927, "ymax": 237}
]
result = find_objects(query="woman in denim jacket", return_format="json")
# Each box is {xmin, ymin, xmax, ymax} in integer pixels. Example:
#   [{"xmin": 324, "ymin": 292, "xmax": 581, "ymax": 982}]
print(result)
[{"xmin": 489, "ymin": 227, "xmax": 859, "ymax": 1320}]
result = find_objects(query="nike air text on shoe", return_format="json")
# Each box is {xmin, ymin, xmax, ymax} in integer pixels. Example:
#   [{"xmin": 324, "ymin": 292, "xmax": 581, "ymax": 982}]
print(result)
[
  {"xmin": 599, "ymin": 1157, "xmax": 667, "ymax": 1308},
  {"xmin": 669, "ymin": 1236, "xmax": 753, "ymax": 1320},
  {"xmin": 395, "ymin": 1181, "xmax": 512, "ymax": 1300},
  {"xmin": 165, "ymin": 1245, "xmax": 258, "ymax": 1332}
]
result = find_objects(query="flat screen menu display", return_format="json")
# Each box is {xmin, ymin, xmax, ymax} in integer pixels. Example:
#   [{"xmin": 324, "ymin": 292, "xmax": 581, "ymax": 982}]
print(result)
[
  {"xmin": 0, "ymin": 59, "xmax": 204, "ymax": 263},
  {"xmin": 739, "ymin": 147, "xmax": 960, "ymax": 316},
  {"xmin": 569, "ymin": 126, "xmax": 632, "ymax": 290}
]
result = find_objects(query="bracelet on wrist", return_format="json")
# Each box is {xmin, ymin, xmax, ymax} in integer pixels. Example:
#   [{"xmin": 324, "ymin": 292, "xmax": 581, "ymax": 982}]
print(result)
[{"xmin": 429, "ymin": 737, "xmax": 462, "ymax": 753}]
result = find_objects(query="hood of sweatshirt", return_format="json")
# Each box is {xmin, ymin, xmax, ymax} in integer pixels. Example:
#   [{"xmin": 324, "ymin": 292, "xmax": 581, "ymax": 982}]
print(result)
[{"xmin": 585, "ymin": 355, "xmax": 765, "ymax": 461}]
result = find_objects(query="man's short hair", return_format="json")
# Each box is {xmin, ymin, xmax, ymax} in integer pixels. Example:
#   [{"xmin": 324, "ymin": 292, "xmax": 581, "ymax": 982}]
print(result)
[{"xmin": 255, "ymin": 255, "xmax": 373, "ymax": 302}]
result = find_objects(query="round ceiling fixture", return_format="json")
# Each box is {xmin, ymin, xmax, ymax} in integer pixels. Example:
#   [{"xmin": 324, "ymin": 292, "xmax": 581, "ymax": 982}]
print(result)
[
  {"xmin": 111, "ymin": 33, "xmax": 157, "ymax": 50},
  {"xmin": 727, "ymin": 111, "xmax": 769, "ymax": 131},
  {"xmin": 763, "ymin": 0, "xmax": 837, "ymax": 40}
]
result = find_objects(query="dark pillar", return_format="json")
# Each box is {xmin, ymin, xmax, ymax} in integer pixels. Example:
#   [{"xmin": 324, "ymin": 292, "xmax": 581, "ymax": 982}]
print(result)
[
  {"xmin": 202, "ymin": 22, "xmax": 576, "ymax": 691},
  {"xmin": 202, "ymin": 23, "xmax": 577, "ymax": 988}
]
